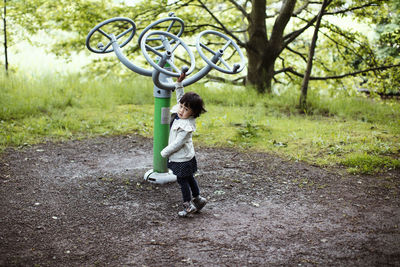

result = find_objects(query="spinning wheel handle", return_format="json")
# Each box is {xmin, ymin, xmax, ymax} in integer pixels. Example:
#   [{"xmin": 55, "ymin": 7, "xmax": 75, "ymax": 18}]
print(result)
[
  {"xmin": 86, "ymin": 17, "xmax": 136, "ymax": 54},
  {"xmin": 181, "ymin": 66, "xmax": 189, "ymax": 74},
  {"xmin": 140, "ymin": 31, "xmax": 195, "ymax": 77},
  {"xmin": 196, "ymin": 30, "xmax": 245, "ymax": 74},
  {"xmin": 233, "ymin": 63, "xmax": 241, "ymax": 73}
]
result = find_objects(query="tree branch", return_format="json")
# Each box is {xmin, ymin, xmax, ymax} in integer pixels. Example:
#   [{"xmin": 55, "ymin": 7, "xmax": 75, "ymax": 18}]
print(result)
[
  {"xmin": 293, "ymin": 0, "xmax": 310, "ymax": 16},
  {"xmin": 197, "ymin": 0, "xmax": 245, "ymax": 47},
  {"xmin": 283, "ymin": 1, "xmax": 376, "ymax": 49},
  {"xmin": 282, "ymin": 0, "xmax": 372, "ymax": 51},
  {"xmin": 283, "ymin": 14, "xmax": 318, "ymax": 48},
  {"xmin": 286, "ymin": 45, "xmax": 308, "ymax": 62},
  {"xmin": 228, "ymin": 0, "xmax": 249, "ymax": 20},
  {"xmin": 270, "ymin": 0, "xmax": 297, "ymax": 47},
  {"xmin": 325, "ymin": 2, "xmax": 380, "ymax": 16},
  {"xmin": 280, "ymin": 64, "xmax": 400, "ymax": 80},
  {"xmin": 204, "ymin": 73, "xmax": 246, "ymax": 85}
]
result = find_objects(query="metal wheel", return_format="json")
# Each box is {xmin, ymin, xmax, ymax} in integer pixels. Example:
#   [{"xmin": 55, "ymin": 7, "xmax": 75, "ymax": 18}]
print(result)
[
  {"xmin": 138, "ymin": 16, "xmax": 184, "ymax": 51},
  {"xmin": 196, "ymin": 30, "xmax": 245, "ymax": 74},
  {"xmin": 86, "ymin": 17, "xmax": 136, "ymax": 54},
  {"xmin": 141, "ymin": 31, "xmax": 195, "ymax": 77}
]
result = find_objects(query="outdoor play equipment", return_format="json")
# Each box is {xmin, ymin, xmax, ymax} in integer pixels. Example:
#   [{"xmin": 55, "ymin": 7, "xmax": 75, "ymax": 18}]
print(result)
[{"xmin": 86, "ymin": 13, "xmax": 245, "ymax": 184}]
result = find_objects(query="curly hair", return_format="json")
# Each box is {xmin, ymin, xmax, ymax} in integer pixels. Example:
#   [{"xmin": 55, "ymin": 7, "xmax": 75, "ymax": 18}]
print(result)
[{"xmin": 179, "ymin": 92, "xmax": 206, "ymax": 118}]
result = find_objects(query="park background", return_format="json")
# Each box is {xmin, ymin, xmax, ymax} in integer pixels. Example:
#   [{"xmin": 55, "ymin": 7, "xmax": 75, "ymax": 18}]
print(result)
[{"xmin": 1, "ymin": 0, "xmax": 399, "ymax": 174}]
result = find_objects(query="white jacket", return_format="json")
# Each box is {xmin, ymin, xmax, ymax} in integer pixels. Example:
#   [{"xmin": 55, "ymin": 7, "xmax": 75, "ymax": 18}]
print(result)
[{"xmin": 160, "ymin": 82, "xmax": 196, "ymax": 162}]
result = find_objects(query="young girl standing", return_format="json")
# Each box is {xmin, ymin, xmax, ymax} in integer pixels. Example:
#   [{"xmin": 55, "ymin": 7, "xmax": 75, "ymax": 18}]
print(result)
[{"xmin": 160, "ymin": 73, "xmax": 207, "ymax": 217}]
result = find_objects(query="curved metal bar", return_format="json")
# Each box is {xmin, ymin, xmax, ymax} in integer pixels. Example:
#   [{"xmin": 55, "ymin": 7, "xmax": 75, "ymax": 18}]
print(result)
[
  {"xmin": 138, "ymin": 17, "xmax": 185, "ymax": 50},
  {"xmin": 141, "ymin": 31, "xmax": 196, "ymax": 77},
  {"xmin": 117, "ymin": 27, "xmax": 135, "ymax": 39},
  {"xmin": 111, "ymin": 35, "xmax": 152, "ymax": 77},
  {"xmin": 98, "ymin": 29, "xmax": 111, "ymax": 40},
  {"xmin": 152, "ymin": 64, "xmax": 214, "ymax": 90},
  {"xmin": 196, "ymin": 30, "xmax": 245, "ymax": 74},
  {"xmin": 86, "ymin": 17, "xmax": 136, "ymax": 54},
  {"xmin": 152, "ymin": 53, "xmax": 220, "ymax": 90}
]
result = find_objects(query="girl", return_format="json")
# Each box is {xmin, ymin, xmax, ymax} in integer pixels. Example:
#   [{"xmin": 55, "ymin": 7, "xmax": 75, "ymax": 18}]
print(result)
[{"xmin": 160, "ymin": 73, "xmax": 207, "ymax": 217}]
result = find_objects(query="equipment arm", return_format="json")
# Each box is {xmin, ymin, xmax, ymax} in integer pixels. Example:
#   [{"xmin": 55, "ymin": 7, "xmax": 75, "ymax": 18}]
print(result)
[
  {"xmin": 152, "ymin": 53, "xmax": 220, "ymax": 90},
  {"xmin": 111, "ymin": 36, "xmax": 152, "ymax": 77}
]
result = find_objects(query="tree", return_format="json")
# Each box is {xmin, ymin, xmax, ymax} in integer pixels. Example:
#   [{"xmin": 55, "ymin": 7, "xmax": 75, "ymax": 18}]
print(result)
[
  {"xmin": 0, "ymin": 0, "xmax": 48, "ymax": 71},
  {"xmin": 2, "ymin": 0, "xmax": 8, "ymax": 72},
  {"xmin": 299, "ymin": 0, "xmax": 331, "ymax": 111},
  {"xmin": 4, "ymin": 0, "xmax": 399, "ymax": 95},
  {"xmin": 246, "ymin": 0, "xmax": 296, "ymax": 94},
  {"xmin": 161, "ymin": 0, "xmax": 399, "ymax": 94}
]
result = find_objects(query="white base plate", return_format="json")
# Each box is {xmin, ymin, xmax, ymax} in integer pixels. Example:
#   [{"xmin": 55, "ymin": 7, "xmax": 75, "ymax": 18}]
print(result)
[{"xmin": 144, "ymin": 169, "xmax": 177, "ymax": 184}]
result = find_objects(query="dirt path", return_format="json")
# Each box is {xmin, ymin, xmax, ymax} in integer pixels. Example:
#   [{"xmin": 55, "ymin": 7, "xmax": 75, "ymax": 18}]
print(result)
[{"xmin": 1, "ymin": 134, "xmax": 399, "ymax": 266}]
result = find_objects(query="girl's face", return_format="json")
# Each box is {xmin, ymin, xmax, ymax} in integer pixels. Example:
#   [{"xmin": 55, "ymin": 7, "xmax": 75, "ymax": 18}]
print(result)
[{"xmin": 177, "ymin": 103, "xmax": 193, "ymax": 119}]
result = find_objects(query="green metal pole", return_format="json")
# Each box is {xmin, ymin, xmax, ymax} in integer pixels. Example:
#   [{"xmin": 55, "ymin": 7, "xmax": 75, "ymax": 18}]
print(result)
[
  {"xmin": 153, "ymin": 95, "xmax": 170, "ymax": 173},
  {"xmin": 143, "ymin": 62, "xmax": 176, "ymax": 183}
]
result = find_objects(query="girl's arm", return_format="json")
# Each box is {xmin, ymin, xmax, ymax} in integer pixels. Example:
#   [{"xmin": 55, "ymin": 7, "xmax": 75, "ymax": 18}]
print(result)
[
  {"xmin": 174, "ymin": 72, "xmax": 186, "ymax": 104},
  {"xmin": 175, "ymin": 82, "xmax": 184, "ymax": 104},
  {"xmin": 160, "ymin": 130, "xmax": 191, "ymax": 158}
]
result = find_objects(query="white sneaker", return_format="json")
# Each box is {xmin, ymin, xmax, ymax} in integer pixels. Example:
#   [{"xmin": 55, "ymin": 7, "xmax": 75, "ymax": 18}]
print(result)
[{"xmin": 178, "ymin": 201, "xmax": 197, "ymax": 217}]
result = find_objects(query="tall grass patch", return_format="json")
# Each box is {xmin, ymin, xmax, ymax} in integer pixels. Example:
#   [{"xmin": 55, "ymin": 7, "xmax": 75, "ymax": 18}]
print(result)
[
  {"xmin": 0, "ymin": 71, "xmax": 154, "ymax": 148},
  {"xmin": 1, "ymin": 70, "xmax": 399, "ymax": 174},
  {"xmin": 0, "ymin": 71, "xmax": 154, "ymax": 121},
  {"xmin": 305, "ymin": 88, "xmax": 400, "ymax": 128}
]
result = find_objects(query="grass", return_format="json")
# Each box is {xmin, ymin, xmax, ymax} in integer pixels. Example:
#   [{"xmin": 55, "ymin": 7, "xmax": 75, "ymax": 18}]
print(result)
[
  {"xmin": 1, "ymin": 70, "xmax": 399, "ymax": 174},
  {"xmin": 195, "ymin": 104, "xmax": 399, "ymax": 169}
]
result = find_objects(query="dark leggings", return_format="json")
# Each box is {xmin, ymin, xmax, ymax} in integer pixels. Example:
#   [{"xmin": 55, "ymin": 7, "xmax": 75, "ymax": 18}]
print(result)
[{"xmin": 177, "ymin": 175, "xmax": 200, "ymax": 202}]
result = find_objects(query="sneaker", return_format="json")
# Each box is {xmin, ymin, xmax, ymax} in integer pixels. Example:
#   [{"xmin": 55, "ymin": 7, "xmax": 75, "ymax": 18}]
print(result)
[
  {"xmin": 178, "ymin": 201, "xmax": 197, "ymax": 217},
  {"xmin": 193, "ymin": 196, "xmax": 207, "ymax": 212}
]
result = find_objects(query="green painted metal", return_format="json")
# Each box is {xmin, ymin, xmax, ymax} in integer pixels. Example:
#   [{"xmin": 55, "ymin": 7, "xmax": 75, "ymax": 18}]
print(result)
[{"xmin": 153, "ymin": 96, "xmax": 171, "ymax": 173}]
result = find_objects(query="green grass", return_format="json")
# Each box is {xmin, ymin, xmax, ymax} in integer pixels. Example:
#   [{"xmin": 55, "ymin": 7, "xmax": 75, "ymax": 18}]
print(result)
[
  {"xmin": 342, "ymin": 153, "xmax": 400, "ymax": 175},
  {"xmin": 195, "ymin": 104, "xmax": 400, "ymax": 169},
  {"xmin": 1, "ymin": 71, "xmax": 399, "ymax": 174}
]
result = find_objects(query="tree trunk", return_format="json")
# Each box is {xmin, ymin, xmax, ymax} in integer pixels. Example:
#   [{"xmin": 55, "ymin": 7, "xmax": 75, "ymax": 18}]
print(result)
[
  {"xmin": 299, "ymin": 0, "xmax": 331, "ymax": 110},
  {"xmin": 246, "ymin": 46, "xmax": 275, "ymax": 94},
  {"xmin": 246, "ymin": 0, "xmax": 297, "ymax": 94},
  {"xmin": 3, "ymin": 0, "xmax": 8, "ymax": 73},
  {"xmin": 246, "ymin": 0, "xmax": 268, "ymax": 93}
]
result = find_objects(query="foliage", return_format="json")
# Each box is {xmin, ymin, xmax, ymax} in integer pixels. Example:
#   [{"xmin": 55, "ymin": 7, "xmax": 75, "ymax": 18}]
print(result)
[
  {"xmin": 1, "ymin": 71, "xmax": 399, "ymax": 175},
  {"xmin": 372, "ymin": 0, "xmax": 400, "ymax": 59},
  {"xmin": 2, "ymin": 0, "xmax": 399, "ymax": 96},
  {"xmin": 1, "ymin": 0, "xmax": 45, "ymax": 47}
]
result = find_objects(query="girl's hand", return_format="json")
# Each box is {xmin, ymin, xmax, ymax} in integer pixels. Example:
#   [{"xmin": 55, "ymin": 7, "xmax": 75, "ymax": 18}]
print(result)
[{"xmin": 177, "ymin": 72, "xmax": 186, "ymax": 83}]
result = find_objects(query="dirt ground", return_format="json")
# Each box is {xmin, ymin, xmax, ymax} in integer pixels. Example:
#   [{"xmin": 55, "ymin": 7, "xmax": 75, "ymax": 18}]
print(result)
[{"xmin": 0, "ymin": 134, "xmax": 399, "ymax": 266}]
